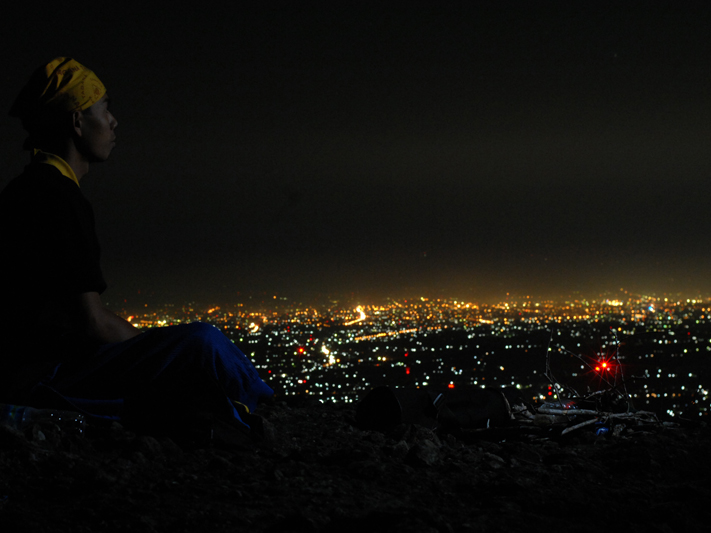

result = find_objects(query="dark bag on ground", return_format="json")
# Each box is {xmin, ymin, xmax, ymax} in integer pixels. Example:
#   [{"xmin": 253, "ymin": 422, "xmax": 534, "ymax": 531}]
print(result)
[{"xmin": 356, "ymin": 386, "xmax": 515, "ymax": 432}]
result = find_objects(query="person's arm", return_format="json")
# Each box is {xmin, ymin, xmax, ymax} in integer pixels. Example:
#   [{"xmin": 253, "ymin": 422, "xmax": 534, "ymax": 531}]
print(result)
[{"xmin": 77, "ymin": 291, "xmax": 141, "ymax": 344}]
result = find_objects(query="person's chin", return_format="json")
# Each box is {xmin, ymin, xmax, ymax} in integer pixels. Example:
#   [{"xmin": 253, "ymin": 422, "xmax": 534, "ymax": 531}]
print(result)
[
  {"xmin": 90, "ymin": 153, "xmax": 112, "ymax": 163},
  {"xmin": 101, "ymin": 145, "xmax": 116, "ymax": 160}
]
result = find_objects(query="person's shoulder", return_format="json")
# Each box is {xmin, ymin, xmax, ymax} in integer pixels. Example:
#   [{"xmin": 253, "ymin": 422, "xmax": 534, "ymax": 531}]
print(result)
[
  {"xmin": 2, "ymin": 163, "xmax": 78, "ymax": 198},
  {"xmin": 0, "ymin": 164, "xmax": 85, "ymax": 222}
]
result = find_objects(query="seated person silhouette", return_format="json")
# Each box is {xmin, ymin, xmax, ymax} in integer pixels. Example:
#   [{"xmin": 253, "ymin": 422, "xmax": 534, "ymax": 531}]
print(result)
[{"xmin": 0, "ymin": 58, "xmax": 273, "ymax": 443}]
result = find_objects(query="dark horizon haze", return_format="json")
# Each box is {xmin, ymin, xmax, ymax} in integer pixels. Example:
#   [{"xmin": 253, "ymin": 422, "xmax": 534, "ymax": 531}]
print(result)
[{"xmin": 2, "ymin": 1, "xmax": 711, "ymax": 307}]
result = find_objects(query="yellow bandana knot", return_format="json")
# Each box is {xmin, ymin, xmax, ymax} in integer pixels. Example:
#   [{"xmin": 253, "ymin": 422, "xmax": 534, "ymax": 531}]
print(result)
[{"xmin": 9, "ymin": 57, "xmax": 106, "ymax": 120}]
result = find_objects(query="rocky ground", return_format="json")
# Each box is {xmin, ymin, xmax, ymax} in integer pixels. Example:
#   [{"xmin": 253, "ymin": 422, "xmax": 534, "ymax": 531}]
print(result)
[{"xmin": 1, "ymin": 396, "xmax": 709, "ymax": 533}]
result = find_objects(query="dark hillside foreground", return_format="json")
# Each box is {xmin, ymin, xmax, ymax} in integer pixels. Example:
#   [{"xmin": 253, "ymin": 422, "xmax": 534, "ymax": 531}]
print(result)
[{"xmin": 1, "ymin": 396, "xmax": 710, "ymax": 533}]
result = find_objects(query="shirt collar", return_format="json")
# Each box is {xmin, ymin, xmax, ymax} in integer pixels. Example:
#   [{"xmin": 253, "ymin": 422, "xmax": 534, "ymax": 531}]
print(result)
[{"xmin": 31, "ymin": 149, "xmax": 80, "ymax": 187}]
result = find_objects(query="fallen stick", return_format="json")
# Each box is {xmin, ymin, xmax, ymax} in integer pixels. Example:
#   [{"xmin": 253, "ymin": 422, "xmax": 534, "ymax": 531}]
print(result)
[
  {"xmin": 559, "ymin": 410, "xmax": 661, "ymax": 435},
  {"xmin": 538, "ymin": 407, "xmax": 599, "ymax": 416},
  {"xmin": 561, "ymin": 418, "xmax": 600, "ymax": 435}
]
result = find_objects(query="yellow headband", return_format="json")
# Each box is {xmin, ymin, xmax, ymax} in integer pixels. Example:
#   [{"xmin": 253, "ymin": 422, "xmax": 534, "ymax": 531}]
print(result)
[{"xmin": 9, "ymin": 57, "xmax": 106, "ymax": 120}]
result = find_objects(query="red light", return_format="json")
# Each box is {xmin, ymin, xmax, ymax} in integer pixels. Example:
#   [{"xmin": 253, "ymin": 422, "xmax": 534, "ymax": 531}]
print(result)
[
  {"xmin": 595, "ymin": 366, "xmax": 600, "ymax": 371},
  {"xmin": 297, "ymin": 347, "xmax": 305, "ymax": 354},
  {"xmin": 406, "ymin": 367, "xmax": 410, "ymax": 375},
  {"xmin": 448, "ymin": 383, "xmax": 455, "ymax": 389}
]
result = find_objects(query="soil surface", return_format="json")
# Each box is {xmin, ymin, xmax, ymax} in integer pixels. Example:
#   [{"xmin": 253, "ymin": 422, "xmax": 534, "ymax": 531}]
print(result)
[{"xmin": 1, "ymin": 398, "xmax": 709, "ymax": 533}]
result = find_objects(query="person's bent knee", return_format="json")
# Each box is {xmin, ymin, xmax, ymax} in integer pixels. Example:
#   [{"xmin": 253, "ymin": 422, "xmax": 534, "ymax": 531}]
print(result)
[{"xmin": 182, "ymin": 321, "xmax": 226, "ymax": 344}]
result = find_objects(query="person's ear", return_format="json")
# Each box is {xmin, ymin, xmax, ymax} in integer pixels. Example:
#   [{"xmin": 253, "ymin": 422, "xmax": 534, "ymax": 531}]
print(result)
[{"xmin": 71, "ymin": 110, "xmax": 84, "ymax": 137}]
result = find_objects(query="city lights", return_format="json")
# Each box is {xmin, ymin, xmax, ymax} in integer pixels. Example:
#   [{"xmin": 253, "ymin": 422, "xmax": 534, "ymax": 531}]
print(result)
[{"xmin": 116, "ymin": 293, "xmax": 711, "ymax": 417}]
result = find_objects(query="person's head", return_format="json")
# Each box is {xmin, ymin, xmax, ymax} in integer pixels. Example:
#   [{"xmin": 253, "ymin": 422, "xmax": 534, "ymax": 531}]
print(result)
[
  {"xmin": 72, "ymin": 93, "xmax": 118, "ymax": 163},
  {"xmin": 9, "ymin": 57, "xmax": 117, "ymax": 161}
]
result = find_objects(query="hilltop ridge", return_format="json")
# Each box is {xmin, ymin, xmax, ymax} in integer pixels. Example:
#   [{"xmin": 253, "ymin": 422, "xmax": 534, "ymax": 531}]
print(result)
[{"xmin": 1, "ymin": 398, "xmax": 709, "ymax": 532}]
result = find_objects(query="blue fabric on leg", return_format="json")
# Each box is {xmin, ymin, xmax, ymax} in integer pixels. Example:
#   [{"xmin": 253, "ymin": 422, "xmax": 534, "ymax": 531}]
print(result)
[{"xmin": 45, "ymin": 323, "xmax": 273, "ymax": 427}]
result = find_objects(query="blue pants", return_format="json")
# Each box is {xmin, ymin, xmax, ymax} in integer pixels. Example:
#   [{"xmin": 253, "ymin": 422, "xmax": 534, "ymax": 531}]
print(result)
[{"xmin": 44, "ymin": 323, "xmax": 274, "ymax": 427}]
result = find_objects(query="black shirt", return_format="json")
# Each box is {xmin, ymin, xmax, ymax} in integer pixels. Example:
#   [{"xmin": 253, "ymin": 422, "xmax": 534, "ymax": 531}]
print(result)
[{"xmin": 0, "ymin": 162, "xmax": 106, "ymax": 395}]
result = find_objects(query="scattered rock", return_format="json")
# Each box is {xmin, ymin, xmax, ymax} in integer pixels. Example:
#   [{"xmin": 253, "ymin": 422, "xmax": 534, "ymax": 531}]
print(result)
[
  {"xmin": 1, "ymin": 402, "xmax": 710, "ymax": 532},
  {"xmin": 406, "ymin": 439, "xmax": 441, "ymax": 467}
]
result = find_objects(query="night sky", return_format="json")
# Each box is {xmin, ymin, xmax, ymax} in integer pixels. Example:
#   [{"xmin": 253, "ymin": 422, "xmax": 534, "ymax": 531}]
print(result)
[{"xmin": 2, "ymin": 1, "xmax": 711, "ymax": 306}]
